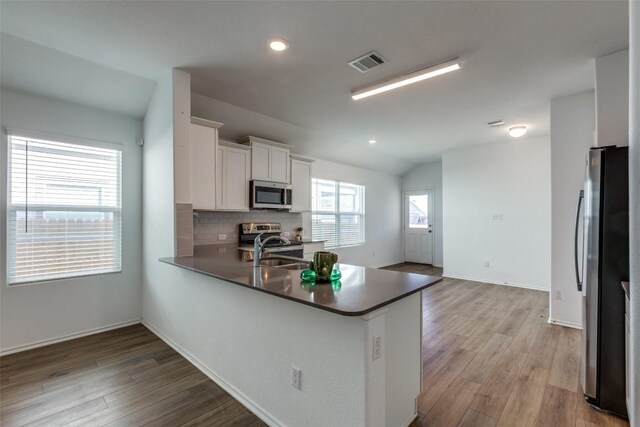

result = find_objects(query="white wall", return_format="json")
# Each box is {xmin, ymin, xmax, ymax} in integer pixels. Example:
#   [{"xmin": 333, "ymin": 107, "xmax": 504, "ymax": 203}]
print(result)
[
  {"xmin": 596, "ymin": 50, "xmax": 629, "ymax": 147},
  {"xmin": 442, "ymin": 137, "xmax": 551, "ymax": 290},
  {"xmin": 0, "ymin": 89, "xmax": 143, "ymax": 353},
  {"xmin": 549, "ymin": 91, "xmax": 595, "ymax": 328},
  {"xmin": 141, "ymin": 70, "xmax": 177, "ymax": 333},
  {"xmin": 402, "ymin": 162, "xmax": 443, "ymax": 267},
  {"xmin": 628, "ymin": 2, "xmax": 638, "ymax": 424},
  {"xmin": 191, "ymin": 92, "xmax": 403, "ymax": 268},
  {"xmin": 302, "ymin": 158, "xmax": 403, "ymax": 268}
]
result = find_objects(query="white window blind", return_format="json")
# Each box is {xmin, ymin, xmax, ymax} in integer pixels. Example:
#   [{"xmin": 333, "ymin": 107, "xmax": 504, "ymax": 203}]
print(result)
[
  {"xmin": 311, "ymin": 178, "xmax": 365, "ymax": 249},
  {"xmin": 7, "ymin": 133, "xmax": 122, "ymax": 285}
]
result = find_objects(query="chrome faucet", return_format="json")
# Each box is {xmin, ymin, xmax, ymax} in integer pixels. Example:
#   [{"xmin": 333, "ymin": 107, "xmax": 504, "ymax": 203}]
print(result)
[{"xmin": 253, "ymin": 233, "xmax": 291, "ymax": 267}]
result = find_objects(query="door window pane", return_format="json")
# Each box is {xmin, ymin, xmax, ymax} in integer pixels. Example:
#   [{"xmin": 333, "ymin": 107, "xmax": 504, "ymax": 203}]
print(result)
[{"xmin": 408, "ymin": 194, "xmax": 429, "ymax": 228}]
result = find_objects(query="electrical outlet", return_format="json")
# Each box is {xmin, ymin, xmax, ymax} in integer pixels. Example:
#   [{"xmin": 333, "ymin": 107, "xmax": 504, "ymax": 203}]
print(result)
[
  {"xmin": 373, "ymin": 336, "xmax": 382, "ymax": 361},
  {"xmin": 492, "ymin": 213, "xmax": 503, "ymax": 221},
  {"xmin": 291, "ymin": 367, "xmax": 302, "ymax": 390},
  {"xmin": 283, "ymin": 231, "xmax": 291, "ymax": 237},
  {"xmin": 484, "ymin": 261, "xmax": 490, "ymax": 268},
  {"xmin": 217, "ymin": 234, "xmax": 227, "ymax": 240},
  {"xmin": 555, "ymin": 290, "xmax": 563, "ymax": 300}
]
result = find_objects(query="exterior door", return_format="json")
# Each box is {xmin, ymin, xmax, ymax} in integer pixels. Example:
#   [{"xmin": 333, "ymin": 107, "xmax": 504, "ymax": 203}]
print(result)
[{"xmin": 404, "ymin": 191, "xmax": 433, "ymax": 264}]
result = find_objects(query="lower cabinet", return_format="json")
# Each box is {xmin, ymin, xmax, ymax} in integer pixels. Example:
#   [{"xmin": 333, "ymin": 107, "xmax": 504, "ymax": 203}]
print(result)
[{"xmin": 216, "ymin": 143, "xmax": 251, "ymax": 211}]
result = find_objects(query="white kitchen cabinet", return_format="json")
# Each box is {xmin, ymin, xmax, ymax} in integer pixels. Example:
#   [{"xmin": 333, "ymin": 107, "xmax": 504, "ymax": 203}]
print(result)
[
  {"xmin": 239, "ymin": 136, "xmax": 291, "ymax": 183},
  {"xmin": 290, "ymin": 155, "xmax": 314, "ymax": 212},
  {"xmin": 270, "ymin": 146, "xmax": 290, "ymax": 183},
  {"xmin": 216, "ymin": 141, "xmax": 251, "ymax": 211},
  {"xmin": 250, "ymin": 142, "xmax": 271, "ymax": 181},
  {"xmin": 189, "ymin": 119, "xmax": 222, "ymax": 210}
]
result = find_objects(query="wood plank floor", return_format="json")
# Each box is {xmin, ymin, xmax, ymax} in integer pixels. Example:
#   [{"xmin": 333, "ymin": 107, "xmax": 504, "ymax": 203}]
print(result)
[
  {"xmin": 1, "ymin": 264, "xmax": 630, "ymax": 426},
  {"xmin": 383, "ymin": 263, "xmax": 629, "ymax": 427},
  {"xmin": 0, "ymin": 325, "xmax": 265, "ymax": 426}
]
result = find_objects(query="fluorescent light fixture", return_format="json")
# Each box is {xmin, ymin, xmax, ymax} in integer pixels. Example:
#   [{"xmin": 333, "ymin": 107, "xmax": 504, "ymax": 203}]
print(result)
[
  {"xmin": 351, "ymin": 58, "xmax": 461, "ymax": 101},
  {"xmin": 369, "ymin": 139, "xmax": 377, "ymax": 144},
  {"xmin": 508, "ymin": 125, "xmax": 527, "ymax": 138},
  {"xmin": 269, "ymin": 39, "xmax": 289, "ymax": 52}
]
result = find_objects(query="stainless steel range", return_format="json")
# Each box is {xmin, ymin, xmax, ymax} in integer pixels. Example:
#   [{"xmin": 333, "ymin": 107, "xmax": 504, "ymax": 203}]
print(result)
[{"xmin": 238, "ymin": 223, "xmax": 303, "ymax": 257}]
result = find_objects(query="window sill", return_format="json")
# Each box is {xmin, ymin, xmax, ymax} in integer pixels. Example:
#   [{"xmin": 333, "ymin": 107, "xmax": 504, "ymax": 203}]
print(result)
[{"xmin": 7, "ymin": 270, "xmax": 122, "ymax": 287}]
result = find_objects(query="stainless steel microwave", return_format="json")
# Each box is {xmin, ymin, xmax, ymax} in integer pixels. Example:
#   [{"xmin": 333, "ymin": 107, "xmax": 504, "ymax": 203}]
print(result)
[{"xmin": 250, "ymin": 180, "xmax": 292, "ymax": 209}]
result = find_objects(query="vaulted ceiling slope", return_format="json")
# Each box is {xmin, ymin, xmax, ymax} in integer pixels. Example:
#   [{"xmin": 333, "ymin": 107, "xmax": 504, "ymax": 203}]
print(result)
[
  {"xmin": 0, "ymin": 34, "xmax": 156, "ymax": 119},
  {"xmin": 0, "ymin": 1, "xmax": 629, "ymax": 175}
]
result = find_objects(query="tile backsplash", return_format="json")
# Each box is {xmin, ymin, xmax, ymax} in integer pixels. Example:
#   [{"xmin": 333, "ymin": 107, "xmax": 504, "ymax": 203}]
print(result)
[{"xmin": 193, "ymin": 211, "xmax": 303, "ymax": 245}]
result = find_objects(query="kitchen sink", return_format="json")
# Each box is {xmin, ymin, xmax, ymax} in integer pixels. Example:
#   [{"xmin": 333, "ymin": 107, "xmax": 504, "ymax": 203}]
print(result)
[
  {"xmin": 251, "ymin": 255, "xmax": 310, "ymax": 270},
  {"xmin": 274, "ymin": 263, "xmax": 309, "ymax": 271}
]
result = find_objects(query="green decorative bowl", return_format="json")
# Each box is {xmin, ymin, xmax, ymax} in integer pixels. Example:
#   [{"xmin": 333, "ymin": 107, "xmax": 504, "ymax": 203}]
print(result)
[{"xmin": 300, "ymin": 268, "xmax": 342, "ymax": 283}]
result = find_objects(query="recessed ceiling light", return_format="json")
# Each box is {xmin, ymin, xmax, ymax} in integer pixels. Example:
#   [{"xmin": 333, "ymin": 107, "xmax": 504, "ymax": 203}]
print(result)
[
  {"xmin": 269, "ymin": 39, "xmax": 289, "ymax": 52},
  {"xmin": 351, "ymin": 58, "xmax": 461, "ymax": 101},
  {"xmin": 369, "ymin": 139, "xmax": 377, "ymax": 144},
  {"xmin": 508, "ymin": 125, "xmax": 527, "ymax": 138}
]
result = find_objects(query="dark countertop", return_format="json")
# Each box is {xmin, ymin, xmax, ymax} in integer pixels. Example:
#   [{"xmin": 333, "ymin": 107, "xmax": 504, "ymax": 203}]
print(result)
[
  {"xmin": 160, "ymin": 244, "xmax": 442, "ymax": 317},
  {"xmin": 622, "ymin": 281, "xmax": 630, "ymax": 299}
]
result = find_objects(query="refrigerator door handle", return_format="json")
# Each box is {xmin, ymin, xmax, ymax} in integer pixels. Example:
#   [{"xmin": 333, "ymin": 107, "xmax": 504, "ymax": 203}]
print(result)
[{"xmin": 574, "ymin": 190, "xmax": 584, "ymax": 291}]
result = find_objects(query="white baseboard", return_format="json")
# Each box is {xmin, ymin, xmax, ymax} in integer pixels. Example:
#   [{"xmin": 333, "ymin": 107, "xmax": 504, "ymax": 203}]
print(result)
[
  {"xmin": 444, "ymin": 274, "xmax": 550, "ymax": 292},
  {"xmin": 142, "ymin": 320, "xmax": 285, "ymax": 427},
  {"xmin": 547, "ymin": 317, "xmax": 583, "ymax": 330},
  {"xmin": 401, "ymin": 413, "xmax": 418, "ymax": 427},
  {"xmin": 0, "ymin": 319, "xmax": 142, "ymax": 356}
]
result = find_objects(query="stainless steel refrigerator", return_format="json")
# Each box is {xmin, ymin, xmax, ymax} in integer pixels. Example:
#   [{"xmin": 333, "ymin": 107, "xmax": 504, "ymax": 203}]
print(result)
[{"xmin": 576, "ymin": 146, "xmax": 629, "ymax": 418}]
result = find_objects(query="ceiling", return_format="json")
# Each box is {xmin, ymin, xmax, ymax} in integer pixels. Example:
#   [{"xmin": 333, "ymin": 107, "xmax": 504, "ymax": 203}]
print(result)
[
  {"xmin": 0, "ymin": 1, "xmax": 629, "ymax": 175},
  {"xmin": 0, "ymin": 34, "xmax": 156, "ymax": 118}
]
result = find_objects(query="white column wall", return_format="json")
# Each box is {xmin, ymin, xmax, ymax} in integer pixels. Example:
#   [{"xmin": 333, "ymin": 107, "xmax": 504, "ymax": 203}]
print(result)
[{"xmin": 549, "ymin": 91, "xmax": 596, "ymax": 328}]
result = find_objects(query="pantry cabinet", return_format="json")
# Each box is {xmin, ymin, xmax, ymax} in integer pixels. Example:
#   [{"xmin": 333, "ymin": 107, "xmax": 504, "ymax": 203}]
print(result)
[{"xmin": 290, "ymin": 155, "xmax": 314, "ymax": 212}]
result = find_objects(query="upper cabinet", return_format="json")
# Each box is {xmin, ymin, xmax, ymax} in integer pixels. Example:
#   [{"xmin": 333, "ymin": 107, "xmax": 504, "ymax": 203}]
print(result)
[
  {"xmin": 216, "ymin": 141, "xmax": 251, "ymax": 211},
  {"xmin": 239, "ymin": 136, "xmax": 291, "ymax": 183},
  {"xmin": 189, "ymin": 118, "xmax": 223, "ymax": 210},
  {"xmin": 290, "ymin": 155, "xmax": 314, "ymax": 212}
]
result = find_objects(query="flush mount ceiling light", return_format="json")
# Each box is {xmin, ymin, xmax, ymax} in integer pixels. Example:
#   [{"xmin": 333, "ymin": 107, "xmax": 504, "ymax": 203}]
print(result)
[
  {"xmin": 508, "ymin": 125, "xmax": 527, "ymax": 138},
  {"xmin": 351, "ymin": 58, "xmax": 461, "ymax": 101},
  {"xmin": 269, "ymin": 39, "xmax": 289, "ymax": 52},
  {"xmin": 369, "ymin": 139, "xmax": 377, "ymax": 144}
]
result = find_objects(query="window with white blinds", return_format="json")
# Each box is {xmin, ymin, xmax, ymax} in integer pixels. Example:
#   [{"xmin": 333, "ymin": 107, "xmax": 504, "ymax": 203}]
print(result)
[
  {"xmin": 7, "ymin": 133, "xmax": 122, "ymax": 285},
  {"xmin": 311, "ymin": 178, "xmax": 365, "ymax": 249}
]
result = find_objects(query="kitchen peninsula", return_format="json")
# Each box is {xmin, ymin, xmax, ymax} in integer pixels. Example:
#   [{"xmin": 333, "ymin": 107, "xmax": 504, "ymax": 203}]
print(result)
[{"xmin": 158, "ymin": 244, "xmax": 441, "ymax": 427}]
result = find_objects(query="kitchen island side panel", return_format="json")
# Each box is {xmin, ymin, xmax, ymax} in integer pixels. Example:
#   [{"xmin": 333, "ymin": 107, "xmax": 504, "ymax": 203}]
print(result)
[{"xmin": 143, "ymin": 265, "xmax": 367, "ymax": 427}]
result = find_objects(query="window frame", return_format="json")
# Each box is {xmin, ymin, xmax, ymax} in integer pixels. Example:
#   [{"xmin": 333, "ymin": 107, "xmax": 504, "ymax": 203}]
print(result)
[
  {"xmin": 5, "ymin": 128, "xmax": 124, "ymax": 286},
  {"xmin": 311, "ymin": 178, "xmax": 365, "ymax": 249}
]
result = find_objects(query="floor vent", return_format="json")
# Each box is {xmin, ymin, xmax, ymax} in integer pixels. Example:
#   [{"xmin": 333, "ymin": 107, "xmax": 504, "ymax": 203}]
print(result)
[{"xmin": 348, "ymin": 51, "xmax": 387, "ymax": 73}]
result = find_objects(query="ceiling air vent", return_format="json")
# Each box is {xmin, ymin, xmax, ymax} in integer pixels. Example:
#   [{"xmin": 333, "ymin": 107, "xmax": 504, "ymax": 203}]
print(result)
[{"xmin": 348, "ymin": 51, "xmax": 387, "ymax": 73}]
